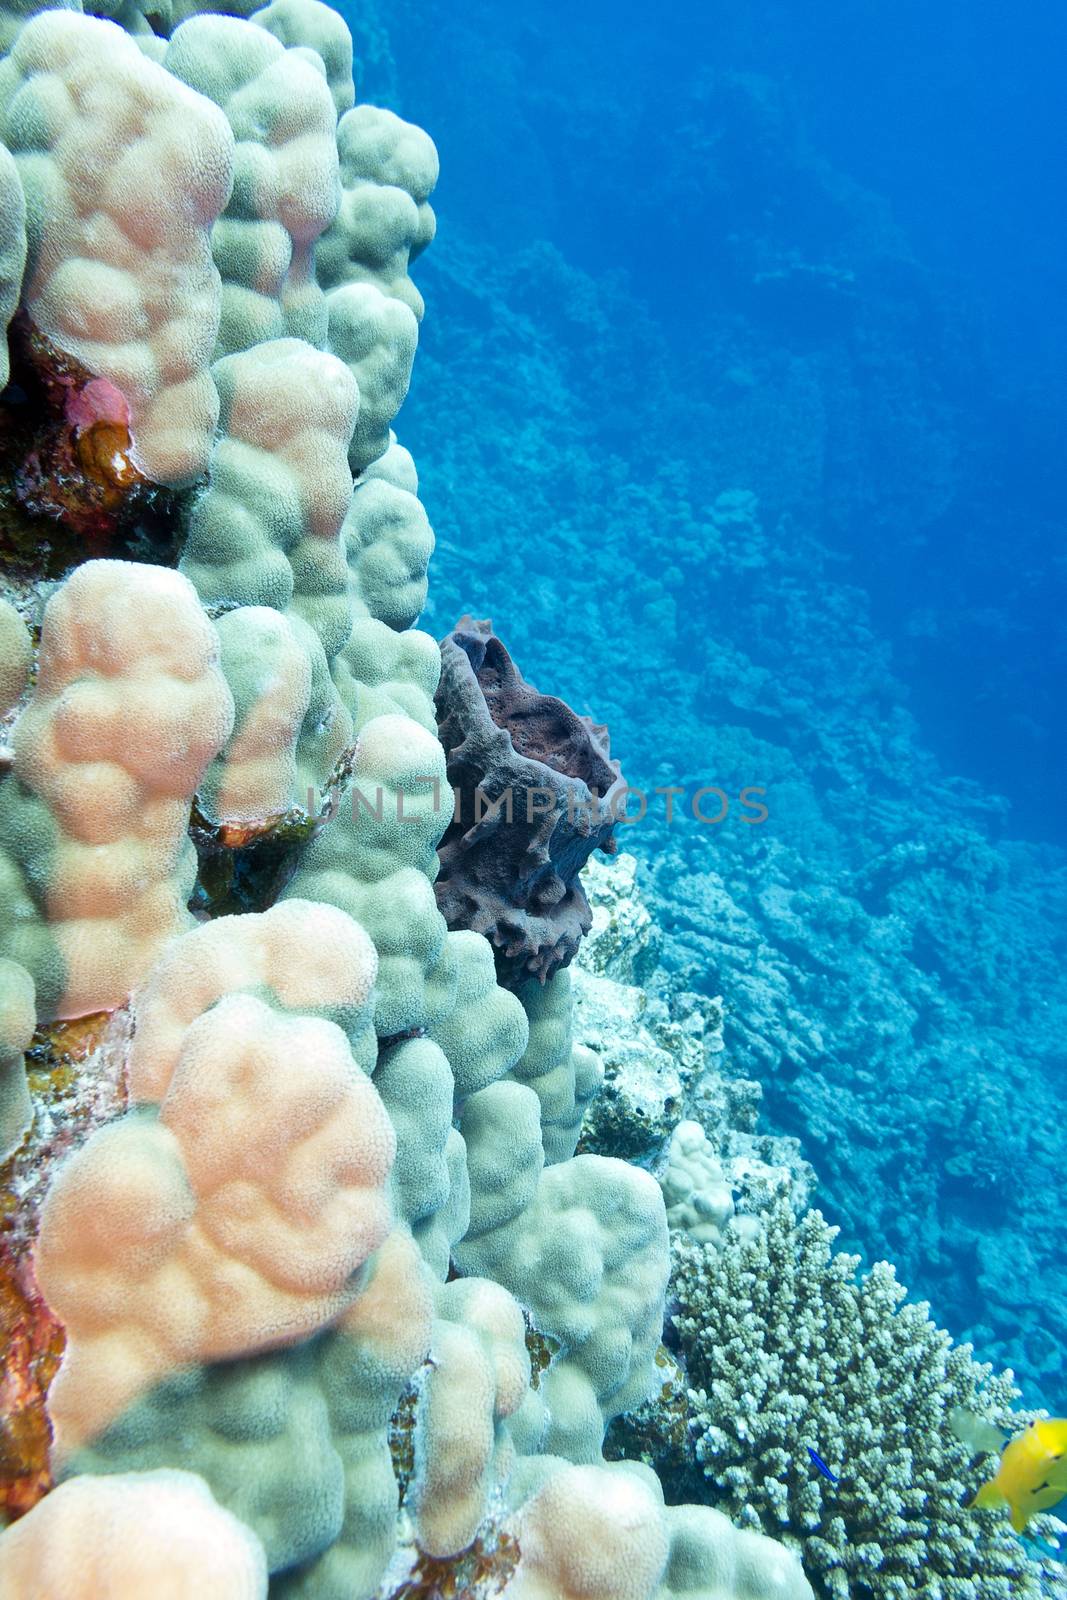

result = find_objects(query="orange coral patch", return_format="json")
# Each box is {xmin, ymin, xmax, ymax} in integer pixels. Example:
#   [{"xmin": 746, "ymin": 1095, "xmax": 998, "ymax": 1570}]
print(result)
[{"xmin": 0, "ymin": 1011, "xmax": 126, "ymax": 1518}]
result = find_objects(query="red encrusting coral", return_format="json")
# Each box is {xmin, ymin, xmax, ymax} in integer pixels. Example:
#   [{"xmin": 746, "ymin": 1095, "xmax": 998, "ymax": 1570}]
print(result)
[{"xmin": 0, "ymin": 317, "xmax": 174, "ymax": 573}]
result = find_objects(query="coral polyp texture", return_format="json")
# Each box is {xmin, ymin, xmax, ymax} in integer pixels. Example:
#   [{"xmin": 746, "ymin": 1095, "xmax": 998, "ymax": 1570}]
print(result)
[
  {"xmin": 0, "ymin": 2, "xmax": 1049, "ymax": 1597},
  {"xmin": 435, "ymin": 617, "xmax": 626, "ymax": 988},
  {"xmin": 0, "ymin": 559, "xmax": 234, "ymax": 1021},
  {"xmin": 0, "ymin": 3, "xmax": 815, "ymax": 1595},
  {"xmin": 0, "ymin": 140, "xmax": 23, "ymax": 390},
  {"xmin": 0, "ymin": 1469, "xmax": 269, "ymax": 1597},
  {"xmin": 0, "ymin": 10, "xmax": 235, "ymax": 486}
]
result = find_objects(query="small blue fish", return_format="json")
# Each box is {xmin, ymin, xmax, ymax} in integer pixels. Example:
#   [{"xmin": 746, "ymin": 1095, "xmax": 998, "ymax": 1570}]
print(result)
[{"xmin": 807, "ymin": 1446, "xmax": 840, "ymax": 1486}]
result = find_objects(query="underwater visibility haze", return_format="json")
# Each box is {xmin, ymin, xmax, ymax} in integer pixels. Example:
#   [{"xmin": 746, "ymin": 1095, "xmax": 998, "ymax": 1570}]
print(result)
[{"xmin": 0, "ymin": 0, "xmax": 1063, "ymax": 1595}]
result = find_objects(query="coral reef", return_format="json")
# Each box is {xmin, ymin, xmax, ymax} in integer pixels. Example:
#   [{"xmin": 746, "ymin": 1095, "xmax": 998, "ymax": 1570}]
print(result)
[
  {"xmin": 403, "ymin": 218, "xmax": 1067, "ymax": 1409},
  {"xmin": 673, "ymin": 1201, "xmax": 1067, "ymax": 1598},
  {"xmin": 0, "ymin": 560, "xmax": 234, "ymax": 1020},
  {"xmin": 435, "ymin": 617, "xmax": 625, "ymax": 988},
  {"xmin": 0, "ymin": 0, "xmax": 1057, "ymax": 1594},
  {"xmin": 0, "ymin": 140, "xmax": 23, "ymax": 389},
  {"xmin": 0, "ymin": 11, "xmax": 234, "ymax": 486},
  {"xmin": 0, "ymin": 4, "xmax": 814, "ymax": 1596},
  {"xmin": 503, "ymin": 1459, "xmax": 812, "ymax": 1600}
]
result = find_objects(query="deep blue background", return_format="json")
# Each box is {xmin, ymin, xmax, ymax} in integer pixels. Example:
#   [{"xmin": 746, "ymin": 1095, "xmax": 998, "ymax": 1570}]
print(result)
[
  {"xmin": 368, "ymin": 0, "xmax": 1067, "ymax": 838},
  {"xmin": 348, "ymin": 0, "xmax": 1067, "ymax": 1409}
]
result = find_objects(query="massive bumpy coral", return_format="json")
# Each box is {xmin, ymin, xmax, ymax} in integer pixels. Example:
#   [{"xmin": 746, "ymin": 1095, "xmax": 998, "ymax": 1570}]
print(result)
[
  {"xmin": 0, "ymin": 138, "xmax": 24, "ymax": 389},
  {"xmin": 317, "ymin": 102, "xmax": 438, "ymax": 316},
  {"xmin": 0, "ymin": 952, "xmax": 33, "ymax": 1160},
  {"xmin": 319, "ymin": 102, "xmax": 437, "ymax": 472},
  {"xmin": 435, "ymin": 617, "xmax": 626, "ymax": 988},
  {"xmin": 0, "ymin": 4, "xmax": 826, "ymax": 1596},
  {"xmin": 163, "ymin": 13, "xmax": 339, "ymax": 357},
  {"xmin": 0, "ymin": 1469, "xmax": 269, "ymax": 1598},
  {"xmin": 0, "ymin": 11, "xmax": 234, "ymax": 486},
  {"xmin": 252, "ymin": 0, "xmax": 354, "ymax": 117},
  {"xmin": 36, "ymin": 901, "xmax": 389, "ymax": 1455},
  {"xmin": 0, "ymin": 560, "xmax": 233, "ymax": 1020},
  {"xmin": 198, "ymin": 606, "xmax": 313, "ymax": 827},
  {"xmin": 504, "ymin": 1460, "xmax": 813, "ymax": 1600},
  {"xmin": 343, "ymin": 440, "xmax": 435, "ymax": 631},
  {"xmin": 180, "ymin": 338, "xmax": 358, "ymax": 657}
]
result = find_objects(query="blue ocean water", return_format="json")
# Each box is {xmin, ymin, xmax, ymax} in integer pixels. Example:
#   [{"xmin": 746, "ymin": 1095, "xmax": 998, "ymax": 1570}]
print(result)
[{"xmin": 346, "ymin": 0, "xmax": 1067, "ymax": 1412}]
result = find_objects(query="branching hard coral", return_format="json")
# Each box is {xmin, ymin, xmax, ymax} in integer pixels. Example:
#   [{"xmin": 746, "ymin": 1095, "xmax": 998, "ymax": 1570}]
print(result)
[{"xmin": 673, "ymin": 1201, "xmax": 1067, "ymax": 1599}]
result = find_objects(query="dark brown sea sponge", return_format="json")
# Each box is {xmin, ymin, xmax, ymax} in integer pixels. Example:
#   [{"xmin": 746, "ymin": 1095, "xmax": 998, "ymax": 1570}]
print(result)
[{"xmin": 434, "ymin": 617, "xmax": 626, "ymax": 988}]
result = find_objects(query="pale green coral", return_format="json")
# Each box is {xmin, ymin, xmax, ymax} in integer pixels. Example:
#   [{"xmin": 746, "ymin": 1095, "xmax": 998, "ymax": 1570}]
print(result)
[
  {"xmin": 0, "ymin": 954, "xmax": 33, "ymax": 1159},
  {"xmin": 660, "ymin": 1120, "xmax": 744, "ymax": 1248},
  {"xmin": 180, "ymin": 337, "xmax": 358, "ymax": 659},
  {"xmin": 343, "ymin": 459, "xmax": 434, "ymax": 630},
  {"xmin": 0, "ymin": 597, "xmax": 31, "ymax": 718},
  {"xmin": 316, "ymin": 101, "xmax": 438, "ymax": 317},
  {"xmin": 200, "ymin": 607, "xmax": 312, "ymax": 824},
  {"xmin": 508, "ymin": 971, "xmax": 603, "ymax": 1164},
  {"xmin": 164, "ymin": 13, "xmax": 340, "ymax": 357},
  {"xmin": 0, "ymin": 137, "xmax": 24, "ymax": 389},
  {"xmin": 333, "ymin": 617, "xmax": 440, "ymax": 735},
  {"xmin": 457, "ymin": 1115, "xmax": 671, "ymax": 1465},
  {"xmin": 282, "ymin": 711, "xmax": 451, "ymax": 1036},
  {"xmin": 252, "ymin": 0, "xmax": 354, "ymax": 116}
]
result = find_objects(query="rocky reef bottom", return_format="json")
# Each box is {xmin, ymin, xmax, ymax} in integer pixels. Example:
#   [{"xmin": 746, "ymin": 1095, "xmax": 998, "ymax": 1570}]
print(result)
[{"xmin": 574, "ymin": 853, "xmax": 1067, "ymax": 1599}]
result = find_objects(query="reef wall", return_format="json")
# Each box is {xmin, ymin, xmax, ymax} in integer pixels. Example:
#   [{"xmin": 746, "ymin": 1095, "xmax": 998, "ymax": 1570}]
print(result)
[
  {"xmin": 0, "ymin": 2, "xmax": 1064, "ymax": 1597},
  {"xmin": 0, "ymin": 3, "xmax": 817, "ymax": 1595}
]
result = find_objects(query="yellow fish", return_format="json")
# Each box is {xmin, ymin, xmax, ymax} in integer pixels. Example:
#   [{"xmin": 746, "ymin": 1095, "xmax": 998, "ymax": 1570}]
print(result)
[{"xmin": 968, "ymin": 1418, "xmax": 1067, "ymax": 1533}]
